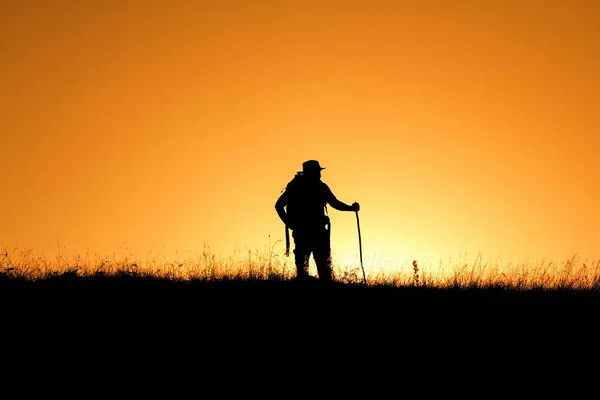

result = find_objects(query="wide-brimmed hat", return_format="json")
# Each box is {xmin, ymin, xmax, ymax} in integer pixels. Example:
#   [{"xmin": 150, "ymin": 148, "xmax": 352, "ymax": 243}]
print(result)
[{"xmin": 299, "ymin": 160, "xmax": 326, "ymax": 174}]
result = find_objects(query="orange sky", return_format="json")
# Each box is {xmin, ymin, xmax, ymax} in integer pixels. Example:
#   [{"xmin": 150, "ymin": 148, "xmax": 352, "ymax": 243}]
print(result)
[{"xmin": 1, "ymin": 0, "xmax": 599, "ymax": 269}]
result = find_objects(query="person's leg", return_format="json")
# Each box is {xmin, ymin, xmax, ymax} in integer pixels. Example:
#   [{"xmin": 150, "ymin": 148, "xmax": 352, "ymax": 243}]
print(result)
[
  {"xmin": 313, "ymin": 227, "xmax": 333, "ymax": 281},
  {"xmin": 292, "ymin": 230, "xmax": 311, "ymax": 279}
]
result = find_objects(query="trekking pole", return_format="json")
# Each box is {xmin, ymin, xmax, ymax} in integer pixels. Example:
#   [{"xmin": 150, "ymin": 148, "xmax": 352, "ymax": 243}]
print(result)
[{"xmin": 355, "ymin": 210, "xmax": 367, "ymax": 285}]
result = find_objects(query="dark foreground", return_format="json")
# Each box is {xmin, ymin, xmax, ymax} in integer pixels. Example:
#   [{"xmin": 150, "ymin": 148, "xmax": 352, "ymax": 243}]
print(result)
[
  {"xmin": 4, "ymin": 273, "xmax": 598, "ymax": 340},
  {"xmin": 3, "ymin": 272, "xmax": 600, "ymax": 303},
  {"xmin": 3, "ymin": 273, "xmax": 600, "ymax": 316},
  {"xmin": 4, "ymin": 273, "xmax": 600, "ymax": 305},
  {"xmin": 3, "ymin": 274, "xmax": 596, "ymax": 350},
  {"xmin": 2, "ymin": 273, "xmax": 596, "ymax": 383}
]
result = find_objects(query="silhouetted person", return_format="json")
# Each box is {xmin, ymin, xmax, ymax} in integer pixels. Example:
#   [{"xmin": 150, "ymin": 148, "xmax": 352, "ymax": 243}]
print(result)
[{"xmin": 275, "ymin": 160, "xmax": 360, "ymax": 282}]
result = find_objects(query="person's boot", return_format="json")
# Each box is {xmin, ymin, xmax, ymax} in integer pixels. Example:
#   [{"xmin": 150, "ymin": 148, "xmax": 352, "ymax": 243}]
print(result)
[
  {"xmin": 315, "ymin": 258, "xmax": 334, "ymax": 284},
  {"xmin": 295, "ymin": 265, "xmax": 311, "ymax": 281}
]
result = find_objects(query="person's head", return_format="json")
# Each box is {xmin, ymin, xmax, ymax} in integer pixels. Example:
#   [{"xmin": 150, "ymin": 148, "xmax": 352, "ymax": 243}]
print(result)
[{"xmin": 300, "ymin": 160, "xmax": 325, "ymax": 180}]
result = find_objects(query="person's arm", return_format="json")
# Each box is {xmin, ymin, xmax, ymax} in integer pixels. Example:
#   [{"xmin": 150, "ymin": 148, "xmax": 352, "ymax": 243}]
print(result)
[
  {"xmin": 324, "ymin": 184, "xmax": 360, "ymax": 212},
  {"xmin": 275, "ymin": 192, "xmax": 290, "ymax": 226}
]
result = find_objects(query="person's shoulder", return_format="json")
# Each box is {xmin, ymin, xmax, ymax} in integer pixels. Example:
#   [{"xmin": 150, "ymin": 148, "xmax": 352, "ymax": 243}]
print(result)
[{"xmin": 320, "ymin": 180, "xmax": 334, "ymax": 194}]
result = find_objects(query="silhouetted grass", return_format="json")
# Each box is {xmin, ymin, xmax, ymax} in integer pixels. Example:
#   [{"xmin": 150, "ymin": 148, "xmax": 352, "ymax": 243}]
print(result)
[
  {"xmin": 3, "ymin": 270, "xmax": 600, "ymax": 304},
  {"xmin": 2, "ymin": 245, "xmax": 600, "ymax": 305}
]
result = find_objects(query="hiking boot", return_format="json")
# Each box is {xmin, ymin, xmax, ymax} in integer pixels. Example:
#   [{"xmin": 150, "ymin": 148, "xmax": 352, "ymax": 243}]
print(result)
[{"xmin": 295, "ymin": 274, "xmax": 318, "ymax": 283}]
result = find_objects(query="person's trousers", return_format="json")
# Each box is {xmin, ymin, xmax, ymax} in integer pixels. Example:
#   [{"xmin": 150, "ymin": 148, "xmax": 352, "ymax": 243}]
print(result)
[{"xmin": 292, "ymin": 226, "xmax": 332, "ymax": 280}]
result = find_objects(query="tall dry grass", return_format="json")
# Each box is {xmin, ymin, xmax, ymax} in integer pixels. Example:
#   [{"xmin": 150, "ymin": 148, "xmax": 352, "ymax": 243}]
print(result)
[
  {"xmin": 362, "ymin": 252, "xmax": 600, "ymax": 290},
  {"xmin": 2, "ymin": 243, "xmax": 599, "ymax": 291}
]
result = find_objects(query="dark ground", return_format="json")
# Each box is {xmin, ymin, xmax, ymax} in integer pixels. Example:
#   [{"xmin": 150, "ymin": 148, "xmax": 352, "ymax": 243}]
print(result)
[
  {"xmin": 4, "ymin": 273, "xmax": 598, "ymax": 337},
  {"xmin": 3, "ymin": 273, "xmax": 600, "ymax": 303},
  {"xmin": 3, "ymin": 274, "xmax": 599, "ymax": 325},
  {"xmin": 2, "ymin": 273, "xmax": 596, "ymax": 388}
]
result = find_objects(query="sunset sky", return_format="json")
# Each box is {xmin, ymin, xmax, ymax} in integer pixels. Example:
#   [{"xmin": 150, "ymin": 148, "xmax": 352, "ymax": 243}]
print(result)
[{"xmin": 2, "ymin": 0, "xmax": 599, "ymax": 270}]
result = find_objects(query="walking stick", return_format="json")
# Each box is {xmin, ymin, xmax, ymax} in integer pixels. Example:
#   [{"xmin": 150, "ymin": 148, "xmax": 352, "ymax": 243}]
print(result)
[{"xmin": 355, "ymin": 210, "xmax": 367, "ymax": 285}]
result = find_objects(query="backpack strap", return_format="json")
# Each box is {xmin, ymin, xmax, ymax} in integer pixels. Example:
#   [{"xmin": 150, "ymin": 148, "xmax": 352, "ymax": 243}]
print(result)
[
  {"xmin": 282, "ymin": 174, "xmax": 299, "ymax": 257},
  {"xmin": 285, "ymin": 226, "xmax": 290, "ymax": 257}
]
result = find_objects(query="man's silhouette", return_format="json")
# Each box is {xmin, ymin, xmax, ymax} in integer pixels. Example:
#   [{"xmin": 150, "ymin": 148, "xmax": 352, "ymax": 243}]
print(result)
[{"xmin": 275, "ymin": 160, "xmax": 360, "ymax": 281}]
